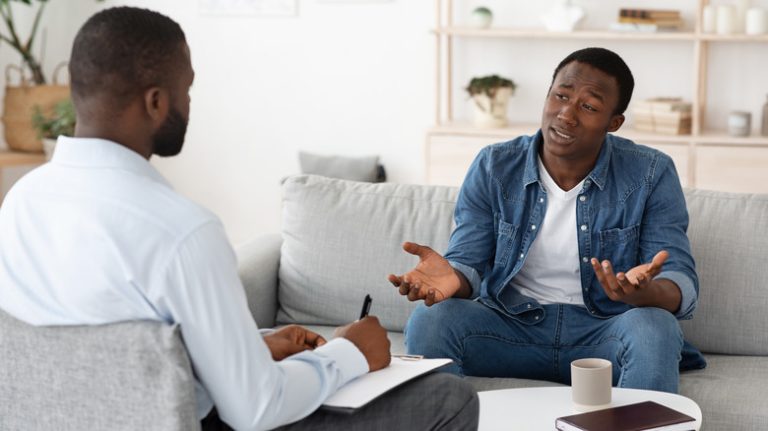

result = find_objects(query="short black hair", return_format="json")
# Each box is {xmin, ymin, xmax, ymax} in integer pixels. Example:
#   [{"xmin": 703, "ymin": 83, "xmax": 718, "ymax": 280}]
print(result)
[
  {"xmin": 69, "ymin": 7, "xmax": 186, "ymax": 110},
  {"xmin": 551, "ymin": 47, "xmax": 634, "ymax": 115}
]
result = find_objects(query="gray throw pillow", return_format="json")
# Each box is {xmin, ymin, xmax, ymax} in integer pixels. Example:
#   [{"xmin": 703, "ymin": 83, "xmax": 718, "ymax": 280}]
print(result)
[{"xmin": 298, "ymin": 151, "xmax": 380, "ymax": 182}]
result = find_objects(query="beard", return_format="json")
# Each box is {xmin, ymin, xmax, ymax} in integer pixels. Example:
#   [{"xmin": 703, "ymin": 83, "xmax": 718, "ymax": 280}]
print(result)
[{"xmin": 151, "ymin": 107, "xmax": 188, "ymax": 157}]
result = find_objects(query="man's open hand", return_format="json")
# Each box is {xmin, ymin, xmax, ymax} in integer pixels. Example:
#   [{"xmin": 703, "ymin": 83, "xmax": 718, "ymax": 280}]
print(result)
[
  {"xmin": 591, "ymin": 250, "xmax": 670, "ymax": 307},
  {"xmin": 387, "ymin": 242, "xmax": 465, "ymax": 306}
]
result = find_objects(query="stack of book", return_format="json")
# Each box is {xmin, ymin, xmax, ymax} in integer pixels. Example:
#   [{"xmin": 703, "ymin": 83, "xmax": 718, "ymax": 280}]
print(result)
[
  {"xmin": 633, "ymin": 98, "xmax": 692, "ymax": 135},
  {"xmin": 617, "ymin": 9, "xmax": 684, "ymax": 30}
]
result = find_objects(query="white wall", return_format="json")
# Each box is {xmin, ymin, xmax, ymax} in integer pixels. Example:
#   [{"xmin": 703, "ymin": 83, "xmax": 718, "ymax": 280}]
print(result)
[{"xmin": 2, "ymin": 0, "xmax": 767, "ymax": 245}]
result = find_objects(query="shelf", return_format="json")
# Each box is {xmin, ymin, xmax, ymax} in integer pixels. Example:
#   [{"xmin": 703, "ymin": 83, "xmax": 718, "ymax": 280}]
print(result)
[
  {"xmin": 430, "ymin": 1, "xmax": 768, "ymax": 191},
  {"xmin": 0, "ymin": 151, "xmax": 46, "ymax": 166},
  {"xmin": 429, "ymin": 122, "xmax": 536, "ymax": 138},
  {"xmin": 696, "ymin": 132, "xmax": 768, "ymax": 146},
  {"xmin": 698, "ymin": 33, "xmax": 768, "ymax": 43},
  {"xmin": 434, "ymin": 27, "xmax": 697, "ymax": 41}
]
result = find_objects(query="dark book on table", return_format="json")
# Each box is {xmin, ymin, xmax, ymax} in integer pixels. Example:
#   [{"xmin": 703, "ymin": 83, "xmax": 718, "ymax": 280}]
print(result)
[{"xmin": 555, "ymin": 401, "xmax": 696, "ymax": 431}]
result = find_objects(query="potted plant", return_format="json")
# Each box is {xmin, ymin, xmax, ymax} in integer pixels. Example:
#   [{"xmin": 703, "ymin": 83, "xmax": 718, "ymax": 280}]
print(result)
[
  {"xmin": 1, "ymin": 0, "xmax": 99, "ymax": 153},
  {"xmin": 31, "ymin": 97, "xmax": 73, "ymax": 159},
  {"xmin": 466, "ymin": 74, "xmax": 516, "ymax": 128}
]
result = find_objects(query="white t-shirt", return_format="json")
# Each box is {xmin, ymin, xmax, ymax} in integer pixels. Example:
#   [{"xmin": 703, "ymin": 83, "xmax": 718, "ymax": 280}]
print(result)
[
  {"xmin": 0, "ymin": 137, "xmax": 368, "ymax": 431},
  {"xmin": 511, "ymin": 157, "xmax": 585, "ymax": 306}
]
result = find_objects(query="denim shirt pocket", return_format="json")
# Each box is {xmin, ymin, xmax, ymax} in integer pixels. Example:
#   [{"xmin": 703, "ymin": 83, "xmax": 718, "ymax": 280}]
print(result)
[
  {"xmin": 598, "ymin": 224, "xmax": 641, "ymax": 273},
  {"xmin": 495, "ymin": 219, "xmax": 519, "ymax": 266}
]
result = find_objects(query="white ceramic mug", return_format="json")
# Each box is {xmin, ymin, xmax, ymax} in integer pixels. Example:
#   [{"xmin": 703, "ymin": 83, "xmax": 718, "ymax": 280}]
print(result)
[{"xmin": 571, "ymin": 358, "xmax": 612, "ymax": 412}]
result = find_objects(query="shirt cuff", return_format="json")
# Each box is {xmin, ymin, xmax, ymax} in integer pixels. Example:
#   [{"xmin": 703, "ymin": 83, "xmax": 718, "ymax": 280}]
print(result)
[
  {"xmin": 448, "ymin": 260, "xmax": 481, "ymax": 300},
  {"xmin": 656, "ymin": 270, "xmax": 697, "ymax": 319},
  {"xmin": 312, "ymin": 338, "xmax": 369, "ymax": 387}
]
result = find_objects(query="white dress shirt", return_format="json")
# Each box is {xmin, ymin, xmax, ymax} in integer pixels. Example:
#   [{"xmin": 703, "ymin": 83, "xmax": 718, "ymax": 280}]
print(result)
[
  {"xmin": 511, "ymin": 157, "xmax": 586, "ymax": 306},
  {"xmin": 0, "ymin": 137, "xmax": 368, "ymax": 431}
]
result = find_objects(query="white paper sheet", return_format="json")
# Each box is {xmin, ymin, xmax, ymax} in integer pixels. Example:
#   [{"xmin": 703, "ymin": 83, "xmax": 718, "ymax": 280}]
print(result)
[{"xmin": 322, "ymin": 357, "xmax": 452, "ymax": 411}]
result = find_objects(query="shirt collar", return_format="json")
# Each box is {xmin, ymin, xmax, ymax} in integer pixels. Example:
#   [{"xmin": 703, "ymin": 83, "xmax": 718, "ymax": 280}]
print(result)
[
  {"xmin": 52, "ymin": 136, "xmax": 171, "ymax": 188},
  {"xmin": 522, "ymin": 130, "xmax": 544, "ymax": 187},
  {"xmin": 523, "ymin": 129, "xmax": 612, "ymax": 191}
]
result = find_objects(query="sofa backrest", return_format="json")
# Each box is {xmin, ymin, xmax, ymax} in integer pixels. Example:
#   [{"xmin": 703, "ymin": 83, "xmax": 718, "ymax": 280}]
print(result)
[
  {"xmin": 680, "ymin": 189, "xmax": 768, "ymax": 355},
  {"xmin": 0, "ymin": 309, "xmax": 199, "ymax": 431},
  {"xmin": 278, "ymin": 175, "xmax": 458, "ymax": 331}
]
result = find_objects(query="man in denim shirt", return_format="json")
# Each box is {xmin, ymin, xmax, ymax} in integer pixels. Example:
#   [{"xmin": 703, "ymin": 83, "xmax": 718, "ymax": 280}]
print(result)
[{"xmin": 389, "ymin": 47, "xmax": 702, "ymax": 393}]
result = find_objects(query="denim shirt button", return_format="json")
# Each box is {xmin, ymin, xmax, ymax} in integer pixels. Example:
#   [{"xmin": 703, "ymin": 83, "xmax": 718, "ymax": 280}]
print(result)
[
  {"xmin": 519, "ymin": 253, "xmax": 524, "ymax": 260},
  {"xmin": 582, "ymin": 256, "xmax": 588, "ymax": 263},
  {"xmin": 579, "ymin": 195, "xmax": 586, "ymax": 202},
  {"xmin": 531, "ymin": 224, "xmax": 537, "ymax": 231},
  {"xmin": 526, "ymin": 303, "xmax": 532, "ymax": 309},
  {"xmin": 539, "ymin": 197, "xmax": 544, "ymax": 203},
  {"xmin": 580, "ymin": 224, "xmax": 587, "ymax": 231},
  {"xmin": 534, "ymin": 315, "xmax": 540, "ymax": 320}
]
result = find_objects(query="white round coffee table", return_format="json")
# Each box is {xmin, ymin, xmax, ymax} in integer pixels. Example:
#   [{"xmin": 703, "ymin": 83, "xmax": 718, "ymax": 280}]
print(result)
[{"xmin": 478, "ymin": 386, "xmax": 702, "ymax": 430}]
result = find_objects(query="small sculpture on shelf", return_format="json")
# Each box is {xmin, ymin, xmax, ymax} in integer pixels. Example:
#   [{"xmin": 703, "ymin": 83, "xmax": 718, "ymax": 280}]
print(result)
[
  {"xmin": 470, "ymin": 6, "xmax": 493, "ymax": 29},
  {"xmin": 465, "ymin": 75, "xmax": 516, "ymax": 128},
  {"xmin": 540, "ymin": 0, "xmax": 585, "ymax": 32}
]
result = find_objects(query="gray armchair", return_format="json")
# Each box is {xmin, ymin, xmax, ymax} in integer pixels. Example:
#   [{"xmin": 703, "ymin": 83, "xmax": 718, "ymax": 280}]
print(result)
[{"xmin": 0, "ymin": 310, "xmax": 199, "ymax": 431}]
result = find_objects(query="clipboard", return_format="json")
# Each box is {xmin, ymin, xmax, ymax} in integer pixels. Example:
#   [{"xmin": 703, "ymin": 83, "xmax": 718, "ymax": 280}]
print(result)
[{"xmin": 321, "ymin": 356, "xmax": 453, "ymax": 413}]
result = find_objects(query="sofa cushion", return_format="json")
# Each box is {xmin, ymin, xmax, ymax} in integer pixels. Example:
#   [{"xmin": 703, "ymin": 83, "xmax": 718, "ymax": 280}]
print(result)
[
  {"xmin": 681, "ymin": 189, "xmax": 768, "ymax": 355},
  {"xmin": 678, "ymin": 354, "xmax": 768, "ymax": 429},
  {"xmin": 0, "ymin": 309, "xmax": 199, "ymax": 431},
  {"xmin": 278, "ymin": 175, "xmax": 458, "ymax": 331}
]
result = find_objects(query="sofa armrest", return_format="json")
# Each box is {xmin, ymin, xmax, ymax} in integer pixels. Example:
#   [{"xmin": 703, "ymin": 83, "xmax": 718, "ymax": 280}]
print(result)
[{"xmin": 236, "ymin": 233, "xmax": 282, "ymax": 329}]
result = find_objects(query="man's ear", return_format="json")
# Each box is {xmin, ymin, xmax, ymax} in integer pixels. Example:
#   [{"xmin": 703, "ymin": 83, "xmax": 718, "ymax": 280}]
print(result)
[
  {"xmin": 607, "ymin": 114, "xmax": 625, "ymax": 133},
  {"xmin": 143, "ymin": 86, "xmax": 170, "ymax": 126}
]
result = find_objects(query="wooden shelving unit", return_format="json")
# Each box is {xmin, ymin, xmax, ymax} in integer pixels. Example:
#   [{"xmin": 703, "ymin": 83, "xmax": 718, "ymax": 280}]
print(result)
[{"xmin": 426, "ymin": 0, "xmax": 768, "ymax": 193}]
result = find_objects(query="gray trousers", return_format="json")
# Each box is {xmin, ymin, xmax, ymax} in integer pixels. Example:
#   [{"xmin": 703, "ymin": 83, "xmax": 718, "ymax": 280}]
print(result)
[{"xmin": 202, "ymin": 372, "xmax": 479, "ymax": 431}]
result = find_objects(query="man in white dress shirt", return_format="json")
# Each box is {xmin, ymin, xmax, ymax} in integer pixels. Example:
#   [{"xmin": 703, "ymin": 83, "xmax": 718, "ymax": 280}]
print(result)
[{"xmin": 0, "ymin": 7, "xmax": 478, "ymax": 431}]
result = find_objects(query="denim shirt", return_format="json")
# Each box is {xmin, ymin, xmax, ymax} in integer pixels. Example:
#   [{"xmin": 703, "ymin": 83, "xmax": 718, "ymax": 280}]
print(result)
[{"xmin": 445, "ymin": 130, "xmax": 699, "ymax": 325}]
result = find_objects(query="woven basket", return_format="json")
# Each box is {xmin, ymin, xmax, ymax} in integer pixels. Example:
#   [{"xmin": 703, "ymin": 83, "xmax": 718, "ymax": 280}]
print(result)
[{"xmin": 2, "ymin": 64, "xmax": 70, "ymax": 153}]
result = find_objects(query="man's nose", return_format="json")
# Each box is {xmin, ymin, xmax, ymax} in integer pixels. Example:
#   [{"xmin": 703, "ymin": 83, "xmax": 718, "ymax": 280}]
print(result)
[{"xmin": 557, "ymin": 103, "xmax": 578, "ymax": 126}]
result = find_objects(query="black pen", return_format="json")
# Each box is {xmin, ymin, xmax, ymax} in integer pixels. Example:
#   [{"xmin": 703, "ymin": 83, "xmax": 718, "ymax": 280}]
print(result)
[{"xmin": 359, "ymin": 294, "xmax": 372, "ymax": 319}]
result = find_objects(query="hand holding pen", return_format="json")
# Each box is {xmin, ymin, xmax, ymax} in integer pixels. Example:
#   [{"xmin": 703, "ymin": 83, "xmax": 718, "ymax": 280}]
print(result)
[{"xmin": 333, "ymin": 294, "xmax": 392, "ymax": 371}]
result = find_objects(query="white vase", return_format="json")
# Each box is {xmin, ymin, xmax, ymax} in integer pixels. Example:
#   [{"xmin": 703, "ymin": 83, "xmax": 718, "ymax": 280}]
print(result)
[
  {"xmin": 541, "ymin": 0, "xmax": 585, "ymax": 32},
  {"xmin": 42, "ymin": 138, "xmax": 57, "ymax": 161},
  {"xmin": 471, "ymin": 87, "xmax": 513, "ymax": 128}
]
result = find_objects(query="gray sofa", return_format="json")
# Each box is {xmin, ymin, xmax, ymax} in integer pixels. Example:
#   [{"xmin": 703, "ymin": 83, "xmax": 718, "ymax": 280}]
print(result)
[{"xmin": 238, "ymin": 174, "xmax": 768, "ymax": 430}]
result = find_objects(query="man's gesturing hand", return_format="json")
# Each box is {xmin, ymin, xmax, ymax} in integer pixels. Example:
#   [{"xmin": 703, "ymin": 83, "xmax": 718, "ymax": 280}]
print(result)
[
  {"xmin": 387, "ymin": 242, "xmax": 464, "ymax": 306},
  {"xmin": 263, "ymin": 324, "xmax": 327, "ymax": 361},
  {"xmin": 591, "ymin": 250, "xmax": 671, "ymax": 307}
]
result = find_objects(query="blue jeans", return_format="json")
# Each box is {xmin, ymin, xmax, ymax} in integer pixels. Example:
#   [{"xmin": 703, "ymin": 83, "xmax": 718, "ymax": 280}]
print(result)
[{"xmin": 405, "ymin": 299, "xmax": 684, "ymax": 393}]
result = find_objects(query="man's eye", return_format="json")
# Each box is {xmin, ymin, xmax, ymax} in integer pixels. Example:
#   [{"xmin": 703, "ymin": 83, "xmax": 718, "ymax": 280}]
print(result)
[
  {"xmin": 556, "ymin": 94, "xmax": 567, "ymax": 101},
  {"xmin": 583, "ymin": 104, "xmax": 597, "ymax": 112}
]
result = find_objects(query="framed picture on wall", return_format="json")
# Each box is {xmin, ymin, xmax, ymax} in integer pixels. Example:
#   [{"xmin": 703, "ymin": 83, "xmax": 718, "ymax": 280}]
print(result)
[{"xmin": 199, "ymin": 0, "xmax": 298, "ymax": 16}]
